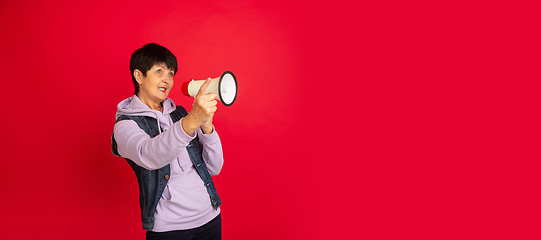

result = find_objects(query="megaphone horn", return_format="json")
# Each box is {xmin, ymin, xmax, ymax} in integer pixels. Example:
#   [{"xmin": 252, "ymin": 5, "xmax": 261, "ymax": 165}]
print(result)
[{"xmin": 181, "ymin": 71, "xmax": 238, "ymax": 106}]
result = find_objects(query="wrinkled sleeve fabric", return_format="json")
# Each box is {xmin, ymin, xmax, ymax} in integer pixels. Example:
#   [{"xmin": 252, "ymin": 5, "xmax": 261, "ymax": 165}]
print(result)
[
  {"xmin": 113, "ymin": 118, "xmax": 195, "ymax": 170},
  {"xmin": 196, "ymin": 127, "xmax": 224, "ymax": 176}
]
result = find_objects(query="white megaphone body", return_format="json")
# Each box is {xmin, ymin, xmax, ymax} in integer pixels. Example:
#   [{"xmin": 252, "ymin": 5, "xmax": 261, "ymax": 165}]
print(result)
[{"xmin": 181, "ymin": 71, "xmax": 238, "ymax": 106}]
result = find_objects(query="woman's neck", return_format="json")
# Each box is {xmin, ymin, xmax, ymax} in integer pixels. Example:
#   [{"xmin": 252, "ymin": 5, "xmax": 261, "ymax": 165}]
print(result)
[{"xmin": 137, "ymin": 94, "xmax": 163, "ymax": 112}]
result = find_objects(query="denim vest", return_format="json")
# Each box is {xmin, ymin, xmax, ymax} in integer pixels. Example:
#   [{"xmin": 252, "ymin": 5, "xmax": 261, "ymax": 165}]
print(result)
[{"xmin": 111, "ymin": 105, "xmax": 222, "ymax": 231}]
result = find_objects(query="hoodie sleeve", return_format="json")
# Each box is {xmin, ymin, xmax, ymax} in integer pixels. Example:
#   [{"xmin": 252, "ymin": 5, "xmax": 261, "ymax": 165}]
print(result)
[
  {"xmin": 113, "ymin": 118, "xmax": 195, "ymax": 170},
  {"xmin": 197, "ymin": 127, "xmax": 224, "ymax": 176}
]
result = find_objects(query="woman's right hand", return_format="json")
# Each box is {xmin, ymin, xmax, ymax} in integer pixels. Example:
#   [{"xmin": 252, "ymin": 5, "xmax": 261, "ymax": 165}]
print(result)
[{"xmin": 181, "ymin": 78, "xmax": 218, "ymax": 136}]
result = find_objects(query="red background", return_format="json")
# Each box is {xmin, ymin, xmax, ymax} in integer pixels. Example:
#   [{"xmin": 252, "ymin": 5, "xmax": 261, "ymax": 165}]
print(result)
[{"xmin": 0, "ymin": 0, "xmax": 539, "ymax": 239}]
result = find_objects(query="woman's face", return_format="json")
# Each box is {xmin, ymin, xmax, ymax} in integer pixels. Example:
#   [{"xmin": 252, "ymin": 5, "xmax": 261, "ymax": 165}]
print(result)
[{"xmin": 136, "ymin": 64, "xmax": 175, "ymax": 106}]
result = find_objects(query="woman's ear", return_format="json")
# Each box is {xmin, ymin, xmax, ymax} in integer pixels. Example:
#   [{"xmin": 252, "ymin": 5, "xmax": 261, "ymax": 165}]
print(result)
[{"xmin": 133, "ymin": 69, "xmax": 144, "ymax": 85}]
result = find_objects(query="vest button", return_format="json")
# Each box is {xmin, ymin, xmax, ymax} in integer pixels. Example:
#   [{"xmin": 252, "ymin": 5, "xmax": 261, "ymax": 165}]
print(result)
[{"xmin": 164, "ymin": 175, "xmax": 169, "ymax": 180}]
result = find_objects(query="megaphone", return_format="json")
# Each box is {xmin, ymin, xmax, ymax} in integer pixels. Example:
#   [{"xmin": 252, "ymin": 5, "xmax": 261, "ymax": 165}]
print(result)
[{"xmin": 181, "ymin": 71, "xmax": 238, "ymax": 106}]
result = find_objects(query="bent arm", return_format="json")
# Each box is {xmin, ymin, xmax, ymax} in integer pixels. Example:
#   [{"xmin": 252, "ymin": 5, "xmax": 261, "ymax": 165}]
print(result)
[
  {"xmin": 197, "ymin": 127, "xmax": 224, "ymax": 175},
  {"xmin": 113, "ymin": 118, "xmax": 195, "ymax": 170}
]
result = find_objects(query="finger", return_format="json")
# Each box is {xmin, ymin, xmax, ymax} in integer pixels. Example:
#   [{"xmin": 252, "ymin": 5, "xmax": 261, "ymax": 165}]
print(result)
[
  {"xmin": 206, "ymin": 92, "xmax": 218, "ymax": 100},
  {"xmin": 209, "ymin": 105, "xmax": 218, "ymax": 114},
  {"xmin": 196, "ymin": 78, "xmax": 213, "ymax": 97},
  {"xmin": 206, "ymin": 99, "xmax": 218, "ymax": 111}
]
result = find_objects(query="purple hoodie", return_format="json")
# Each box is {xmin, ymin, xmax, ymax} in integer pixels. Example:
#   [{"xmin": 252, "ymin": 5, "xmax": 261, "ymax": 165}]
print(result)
[{"xmin": 113, "ymin": 95, "xmax": 223, "ymax": 231}]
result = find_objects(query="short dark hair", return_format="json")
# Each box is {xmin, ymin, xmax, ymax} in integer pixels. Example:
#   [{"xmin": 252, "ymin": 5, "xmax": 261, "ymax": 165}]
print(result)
[{"xmin": 129, "ymin": 43, "xmax": 178, "ymax": 94}]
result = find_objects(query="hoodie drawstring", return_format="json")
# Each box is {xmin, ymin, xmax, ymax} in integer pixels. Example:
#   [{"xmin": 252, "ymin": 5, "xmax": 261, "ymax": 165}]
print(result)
[{"xmin": 156, "ymin": 113, "xmax": 162, "ymax": 134}]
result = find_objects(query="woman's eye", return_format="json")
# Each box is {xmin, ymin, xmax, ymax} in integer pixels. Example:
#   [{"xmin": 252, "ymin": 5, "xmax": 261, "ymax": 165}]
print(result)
[
  {"xmin": 157, "ymin": 70, "xmax": 162, "ymax": 74},
  {"xmin": 169, "ymin": 72, "xmax": 174, "ymax": 77}
]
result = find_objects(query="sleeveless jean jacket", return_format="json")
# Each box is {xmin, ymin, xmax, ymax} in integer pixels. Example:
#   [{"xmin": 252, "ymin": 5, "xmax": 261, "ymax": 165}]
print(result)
[{"xmin": 111, "ymin": 105, "xmax": 222, "ymax": 230}]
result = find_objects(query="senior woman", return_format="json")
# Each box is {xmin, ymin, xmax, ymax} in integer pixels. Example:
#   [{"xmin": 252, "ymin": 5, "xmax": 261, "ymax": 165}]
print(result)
[{"xmin": 112, "ymin": 43, "xmax": 224, "ymax": 240}]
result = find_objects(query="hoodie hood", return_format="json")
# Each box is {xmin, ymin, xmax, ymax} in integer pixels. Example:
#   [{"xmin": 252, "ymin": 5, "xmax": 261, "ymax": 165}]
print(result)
[{"xmin": 115, "ymin": 95, "xmax": 178, "ymax": 133}]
